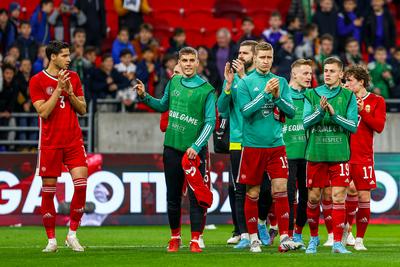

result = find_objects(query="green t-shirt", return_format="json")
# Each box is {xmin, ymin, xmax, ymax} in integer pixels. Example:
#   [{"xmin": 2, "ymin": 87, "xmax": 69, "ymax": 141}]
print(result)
[
  {"xmin": 237, "ymin": 70, "xmax": 295, "ymax": 148},
  {"xmin": 283, "ymin": 87, "xmax": 307, "ymax": 159}
]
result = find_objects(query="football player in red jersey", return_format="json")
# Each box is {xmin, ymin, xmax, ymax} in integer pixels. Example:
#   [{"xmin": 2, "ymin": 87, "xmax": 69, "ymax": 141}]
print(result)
[
  {"xmin": 343, "ymin": 65, "xmax": 386, "ymax": 251},
  {"xmin": 29, "ymin": 40, "xmax": 88, "ymax": 252}
]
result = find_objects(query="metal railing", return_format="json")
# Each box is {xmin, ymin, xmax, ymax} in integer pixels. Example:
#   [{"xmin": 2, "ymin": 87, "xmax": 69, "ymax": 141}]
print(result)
[{"xmin": 0, "ymin": 102, "xmax": 94, "ymax": 152}]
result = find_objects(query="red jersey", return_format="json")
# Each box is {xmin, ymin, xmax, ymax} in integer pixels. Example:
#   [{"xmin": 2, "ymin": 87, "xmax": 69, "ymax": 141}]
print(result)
[
  {"xmin": 29, "ymin": 70, "xmax": 84, "ymax": 149},
  {"xmin": 350, "ymin": 93, "xmax": 386, "ymax": 164}
]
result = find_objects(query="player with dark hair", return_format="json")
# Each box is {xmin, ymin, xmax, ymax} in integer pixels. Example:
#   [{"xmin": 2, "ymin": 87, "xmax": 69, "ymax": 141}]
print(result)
[
  {"xmin": 29, "ymin": 40, "xmax": 88, "ymax": 252},
  {"xmin": 218, "ymin": 40, "xmax": 259, "ymax": 248},
  {"xmin": 135, "ymin": 47, "xmax": 216, "ymax": 253},
  {"xmin": 343, "ymin": 65, "xmax": 386, "ymax": 250}
]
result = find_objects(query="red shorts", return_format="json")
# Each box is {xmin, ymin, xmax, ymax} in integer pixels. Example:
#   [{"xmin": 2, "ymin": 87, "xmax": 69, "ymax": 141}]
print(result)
[
  {"xmin": 306, "ymin": 162, "xmax": 350, "ymax": 188},
  {"xmin": 37, "ymin": 144, "xmax": 88, "ymax": 177},
  {"xmin": 238, "ymin": 146, "xmax": 288, "ymax": 185},
  {"xmin": 350, "ymin": 164, "xmax": 376, "ymax": 190}
]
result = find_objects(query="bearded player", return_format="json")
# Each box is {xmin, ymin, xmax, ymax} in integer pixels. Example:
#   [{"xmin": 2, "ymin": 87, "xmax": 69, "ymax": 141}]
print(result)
[{"xmin": 29, "ymin": 40, "xmax": 88, "ymax": 252}]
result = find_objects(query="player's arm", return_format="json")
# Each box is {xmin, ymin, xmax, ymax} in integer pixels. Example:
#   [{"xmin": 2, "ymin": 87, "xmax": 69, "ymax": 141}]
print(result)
[
  {"xmin": 191, "ymin": 92, "xmax": 217, "ymax": 153},
  {"xmin": 135, "ymin": 79, "xmax": 169, "ymax": 112},
  {"xmin": 217, "ymin": 80, "xmax": 232, "ymax": 117},
  {"xmin": 303, "ymin": 96, "xmax": 326, "ymax": 129},
  {"xmin": 69, "ymin": 95, "xmax": 87, "ymax": 115},
  {"xmin": 359, "ymin": 96, "xmax": 386, "ymax": 133},
  {"xmin": 65, "ymin": 80, "xmax": 87, "ymax": 115},
  {"xmin": 272, "ymin": 78, "xmax": 295, "ymax": 119},
  {"xmin": 32, "ymin": 90, "xmax": 62, "ymax": 119},
  {"xmin": 218, "ymin": 63, "xmax": 236, "ymax": 117},
  {"xmin": 330, "ymin": 93, "xmax": 358, "ymax": 133},
  {"xmin": 238, "ymin": 80, "xmax": 272, "ymax": 118}
]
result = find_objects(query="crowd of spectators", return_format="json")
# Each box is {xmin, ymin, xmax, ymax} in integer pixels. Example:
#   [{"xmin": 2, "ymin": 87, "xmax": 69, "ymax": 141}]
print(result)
[{"xmin": 0, "ymin": 0, "xmax": 399, "ymax": 151}]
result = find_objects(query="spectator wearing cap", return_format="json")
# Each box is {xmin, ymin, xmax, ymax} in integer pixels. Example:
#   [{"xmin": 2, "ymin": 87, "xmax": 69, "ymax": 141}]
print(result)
[
  {"xmin": 30, "ymin": 0, "xmax": 54, "ymax": 45},
  {"xmin": 112, "ymin": 27, "xmax": 136, "ymax": 64},
  {"xmin": 14, "ymin": 21, "xmax": 38, "ymax": 63},
  {"xmin": 9, "ymin": 2, "xmax": 21, "ymax": 30}
]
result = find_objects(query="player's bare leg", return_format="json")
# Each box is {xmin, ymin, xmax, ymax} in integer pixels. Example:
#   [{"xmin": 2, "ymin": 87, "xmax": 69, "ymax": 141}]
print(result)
[
  {"xmin": 331, "ymin": 186, "xmax": 351, "ymax": 254},
  {"xmin": 355, "ymin": 190, "xmax": 371, "ymax": 250},
  {"xmin": 305, "ymin": 187, "xmax": 322, "ymax": 254},
  {"xmin": 65, "ymin": 166, "xmax": 88, "ymax": 252},
  {"xmin": 41, "ymin": 177, "xmax": 58, "ymax": 252},
  {"xmin": 322, "ymin": 187, "xmax": 334, "ymax": 246},
  {"xmin": 245, "ymin": 185, "xmax": 262, "ymax": 253},
  {"xmin": 344, "ymin": 182, "xmax": 358, "ymax": 246}
]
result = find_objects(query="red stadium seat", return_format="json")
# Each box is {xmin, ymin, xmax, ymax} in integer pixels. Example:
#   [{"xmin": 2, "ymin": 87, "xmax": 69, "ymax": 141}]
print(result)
[{"xmin": 184, "ymin": 8, "xmax": 215, "ymax": 25}]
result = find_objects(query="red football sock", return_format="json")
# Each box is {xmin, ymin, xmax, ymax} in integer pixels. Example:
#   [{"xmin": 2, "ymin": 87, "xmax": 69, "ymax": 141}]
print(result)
[
  {"xmin": 69, "ymin": 178, "xmax": 87, "ymax": 231},
  {"xmin": 294, "ymin": 225, "xmax": 303, "ymax": 235},
  {"xmin": 356, "ymin": 201, "xmax": 370, "ymax": 238},
  {"xmin": 345, "ymin": 195, "xmax": 358, "ymax": 226},
  {"xmin": 307, "ymin": 201, "xmax": 320, "ymax": 237},
  {"xmin": 191, "ymin": 231, "xmax": 201, "ymax": 241},
  {"xmin": 41, "ymin": 185, "xmax": 56, "ymax": 239},
  {"xmin": 245, "ymin": 194, "xmax": 259, "ymax": 235},
  {"xmin": 322, "ymin": 200, "xmax": 333, "ymax": 234},
  {"xmin": 268, "ymin": 201, "xmax": 277, "ymax": 226},
  {"xmin": 332, "ymin": 203, "xmax": 346, "ymax": 242},
  {"xmin": 171, "ymin": 227, "xmax": 181, "ymax": 238},
  {"xmin": 274, "ymin": 191, "xmax": 289, "ymax": 236}
]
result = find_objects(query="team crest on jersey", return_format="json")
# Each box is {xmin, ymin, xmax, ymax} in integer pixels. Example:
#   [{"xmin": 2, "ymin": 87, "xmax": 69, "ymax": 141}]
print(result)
[
  {"xmin": 365, "ymin": 105, "xmax": 371, "ymax": 113},
  {"xmin": 46, "ymin": 86, "xmax": 54, "ymax": 95},
  {"xmin": 172, "ymin": 90, "xmax": 180, "ymax": 96}
]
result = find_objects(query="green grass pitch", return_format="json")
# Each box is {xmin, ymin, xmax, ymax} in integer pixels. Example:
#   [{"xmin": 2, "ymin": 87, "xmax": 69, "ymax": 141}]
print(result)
[{"xmin": 0, "ymin": 225, "xmax": 399, "ymax": 266}]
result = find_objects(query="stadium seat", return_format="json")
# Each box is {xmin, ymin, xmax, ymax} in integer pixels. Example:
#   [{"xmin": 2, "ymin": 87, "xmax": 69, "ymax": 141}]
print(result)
[
  {"xmin": 182, "ymin": 0, "xmax": 216, "ymax": 9},
  {"xmin": 184, "ymin": 8, "xmax": 215, "ymax": 25},
  {"xmin": 185, "ymin": 27, "xmax": 207, "ymax": 47}
]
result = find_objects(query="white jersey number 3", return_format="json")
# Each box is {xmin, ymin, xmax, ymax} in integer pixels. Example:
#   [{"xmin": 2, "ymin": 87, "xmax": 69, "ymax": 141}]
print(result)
[{"xmin": 59, "ymin": 96, "xmax": 65, "ymax": 108}]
